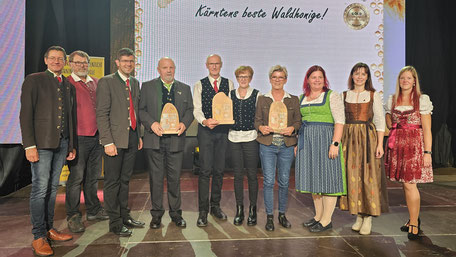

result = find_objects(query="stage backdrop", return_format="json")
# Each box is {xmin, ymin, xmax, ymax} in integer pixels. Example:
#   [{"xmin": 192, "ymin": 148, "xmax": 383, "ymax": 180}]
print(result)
[
  {"xmin": 0, "ymin": 0, "xmax": 25, "ymax": 144},
  {"xmin": 135, "ymin": 0, "xmax": 404, "ymax": 98},
  {"xmin": 0, "ymin": 0, "xmax": 405, "ymax": 145}
]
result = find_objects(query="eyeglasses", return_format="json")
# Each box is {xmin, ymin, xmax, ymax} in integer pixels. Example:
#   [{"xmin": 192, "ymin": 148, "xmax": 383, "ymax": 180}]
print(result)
[
  {"xmin": 70, "ymin": 61, "xmax": 89, "ymax": 66},
  {"xmin": 237, "ymin": 76, "xmax": 251, "ymax": 79},
  {"xmin": 271, "ymin": 76, "xmax": 286, "ymax": 80},
  {"xmin": 207, "ymin": 62, "xmax": 221, "ymax": 67},
  {"xmin": 120, "ymin": 60, "xmax": 135, "ymax": 64},
  {"xmin": 47, "ymin": 56, "xmax": 65, "ymax": 62}
]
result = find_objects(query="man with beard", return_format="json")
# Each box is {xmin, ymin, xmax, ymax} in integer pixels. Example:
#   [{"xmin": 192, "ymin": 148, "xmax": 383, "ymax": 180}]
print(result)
[{"xmin": 65, "ymin": 50, "xmax": 108, "ymax": 233}]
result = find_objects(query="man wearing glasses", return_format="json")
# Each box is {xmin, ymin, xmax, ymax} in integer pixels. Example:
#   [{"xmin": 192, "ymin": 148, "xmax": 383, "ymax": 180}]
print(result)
[
  {"xmin": 20, "ymin": 46, "xmax": 77, "ymax": 256},
  {"xmin": 65, "ymin": 50, "xmax": 109, "ymax": 234},
  {"xmin": 193, "ymin": 54, "xmax": 234, "ymax": 226},
  {"xmin": 96, "ymin": 48, "xmax": 144, "ymax": 237}
]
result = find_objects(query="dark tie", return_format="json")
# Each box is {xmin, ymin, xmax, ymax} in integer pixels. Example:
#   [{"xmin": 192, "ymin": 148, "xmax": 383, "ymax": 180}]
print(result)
[
  {"xmin": 213, "ymin": 79, "xmax": 218, "ymax": 93},
  {"xmin": 126, "ymin": 79, "xmax": 136, "ymax": 130}
]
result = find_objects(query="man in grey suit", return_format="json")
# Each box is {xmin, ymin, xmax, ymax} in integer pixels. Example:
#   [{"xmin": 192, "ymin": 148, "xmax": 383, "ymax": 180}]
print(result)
[
  {"xmin": 139, "ymin": 57, "xmax": 193, "ymax": 229},
  {"xmin": 96, "ymin": 48, "xmax": 145, "ymax": 237}
]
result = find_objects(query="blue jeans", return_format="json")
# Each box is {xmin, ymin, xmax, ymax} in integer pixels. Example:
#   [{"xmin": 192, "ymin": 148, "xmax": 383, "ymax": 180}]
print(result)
[
  {"xmin": 30, "ymin": 138, "xmax": 68, "ymax": 239},
  {"xmin": 259, "ymin": 143, "xmax": 294, "ymax": 215}
]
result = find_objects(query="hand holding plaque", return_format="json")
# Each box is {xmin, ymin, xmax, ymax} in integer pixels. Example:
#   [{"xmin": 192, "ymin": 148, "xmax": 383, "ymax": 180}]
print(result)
[
  {"xmin": 268, "ymin": 101, "xmax": 288, "ymax": 133},
  {"xmin": 160, "ymin": 103, "xmax": 179, "ymax": 134},
  {"xmin": 212, "ymin": 92, "xmax": 235, "ymax": 124}
]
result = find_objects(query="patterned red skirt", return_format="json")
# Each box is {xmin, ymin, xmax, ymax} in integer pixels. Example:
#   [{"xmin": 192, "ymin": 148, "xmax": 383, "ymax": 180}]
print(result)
[{"xmin": 385, "ymin": 127, "xmax": 433, "ymax": 183}]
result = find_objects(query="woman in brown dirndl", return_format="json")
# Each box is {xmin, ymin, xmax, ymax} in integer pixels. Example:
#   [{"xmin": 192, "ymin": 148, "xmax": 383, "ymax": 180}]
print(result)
[
  {"xmin": 385, "ymin": 66, "xmax": 433, "ymax": 240},
  {"xmin": 339, "ymin": 63, "xmax": 389, "ymax": 235}
]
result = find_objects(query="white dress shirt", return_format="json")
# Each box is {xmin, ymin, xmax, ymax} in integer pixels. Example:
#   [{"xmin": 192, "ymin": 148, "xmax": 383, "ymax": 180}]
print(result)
[{"xmin": 193, "ymin": 75, "xmax": 234, "ymax": 126}]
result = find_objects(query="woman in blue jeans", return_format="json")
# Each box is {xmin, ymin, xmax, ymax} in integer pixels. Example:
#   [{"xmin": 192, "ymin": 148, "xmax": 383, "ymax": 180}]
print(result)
[{"xmin": 254, "ymin": 65, "xmax": 301, "ymax": 231}]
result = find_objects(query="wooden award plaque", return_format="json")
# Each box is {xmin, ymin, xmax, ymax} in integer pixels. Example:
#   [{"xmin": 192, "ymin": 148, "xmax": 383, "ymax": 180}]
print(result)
[
  {"xmin": 160, "ymin": 103, "xmax": 179, "ymax": 134},
  {"xmin": 268, "ymin": 101, "xmax": 288, "ymax": 132},
  {"xmin": 212, "ymin": 92, "xmax": 235, "ymax": 124}
]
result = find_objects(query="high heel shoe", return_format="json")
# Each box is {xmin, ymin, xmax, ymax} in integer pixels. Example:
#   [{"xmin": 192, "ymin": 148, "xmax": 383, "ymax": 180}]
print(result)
[
  {"xmin": 400, "ymin": 220, "xmax": 409, "ymax": 232},
  {"xmin": 400, "ymin": 217, "xmax": 420, "ymax": 232},
  {"xmin": 407, "ymin": 224, "xmax": 420, "ymax": 240}
]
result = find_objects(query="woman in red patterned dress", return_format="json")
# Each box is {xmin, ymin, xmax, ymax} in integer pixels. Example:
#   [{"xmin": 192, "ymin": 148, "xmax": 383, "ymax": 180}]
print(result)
[{"xmin": 385, "ymin": 66, "xmax": 433, "ymax": 240}]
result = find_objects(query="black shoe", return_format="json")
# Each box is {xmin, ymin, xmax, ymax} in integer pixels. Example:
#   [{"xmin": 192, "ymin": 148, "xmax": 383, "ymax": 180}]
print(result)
[
  {"xmin": 400, "ymin": 220, "xmax": 409, "ymax": 232},
  {"xmin": 67, "ymin": 214, "xmax": 85, "ymax": 233},
  {"xmin": 233, "ymin": 205, "xmax": 244, "ymax": 226},
  {"xmin": 110, "ymin": 226, "xmax": 132, "ymax": 237},
  {"xmin": 278, "ymin": 213, "xmax": 291, "ymax": 228},
  {"xmin": 408, "ymin": 224, "xmax": 420, "ymax": 240},
  {"xmin": 247, "ymin": 205, "xmax": 257, "ymax": 226},
  {"xmin": 210, "ymin": 206, "xmax": 227, "ymax": 220},
  {"xmin": 401, "ymin": 218, "xmax": 420, "ymax": 232},
  {"xmin": 87, "ymin": 208, "xmax": 109, "ymax": 221},
  {"xmin": 309, "ymin": 222, "xmax": 333, "ymax": 233},
  {"xmin": 149, "ymin": 216, "xmax": 161, "ymax": 229},
  {"xmin": 303, "ymin": 218, "xmax": 319, "ymax": 228},
  {"xmin": 124, "ymin": 218, "xmax": 145, "ymax": 228},
  {"xmin": 265, "ymin": 215, "xmax": 274, "ymax": 231},
  {"xmin": 197, "ymin": 212, "xmax": 208, "ymax": 227},
  {"xmin": 172, "ymin": 217, "xmax": 187, "ymax": 228}
]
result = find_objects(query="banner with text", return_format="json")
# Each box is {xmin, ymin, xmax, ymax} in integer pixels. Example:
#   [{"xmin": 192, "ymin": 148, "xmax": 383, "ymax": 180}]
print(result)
[{"xmin": 135, "ymin": 0, "xmax": 404, "ymax": 97}]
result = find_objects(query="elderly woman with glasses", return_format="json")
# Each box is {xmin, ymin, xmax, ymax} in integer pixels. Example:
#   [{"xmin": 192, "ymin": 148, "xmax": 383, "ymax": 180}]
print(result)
[
  {"xmin": 229, "ymin": 66, "xmax": 260, "ymax": 226},
  {"xmin": 254, "ymin": 65, "xmax": 301, "ymax": 231}
]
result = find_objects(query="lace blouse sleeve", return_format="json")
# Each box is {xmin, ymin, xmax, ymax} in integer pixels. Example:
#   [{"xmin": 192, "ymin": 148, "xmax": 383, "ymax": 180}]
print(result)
[
  {"xmin": 419, "ymin": 94, "xmax": 433, "ymax": 115},
  {"xmin": 384, "ymin": 95, "xmax": 393, "ymax": 114},
  {"xmin": 372, "ymin": 91, "xmax": 385, "ymax": 131},
  {"xmin": 329, "ymin": 91, "xmax": 345, "ymax": 124}
]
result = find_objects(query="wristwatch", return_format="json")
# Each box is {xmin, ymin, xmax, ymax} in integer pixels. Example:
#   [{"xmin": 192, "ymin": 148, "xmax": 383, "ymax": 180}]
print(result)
[{"xmin": 331, "ymin": 141, "xmax": 339, "ymax": 147}]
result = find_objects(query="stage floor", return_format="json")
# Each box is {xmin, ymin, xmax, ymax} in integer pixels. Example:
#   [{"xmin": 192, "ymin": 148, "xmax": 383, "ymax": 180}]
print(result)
[{"xmin": 1, "ymin": 168, "xmax": 456, "ymax": 257}]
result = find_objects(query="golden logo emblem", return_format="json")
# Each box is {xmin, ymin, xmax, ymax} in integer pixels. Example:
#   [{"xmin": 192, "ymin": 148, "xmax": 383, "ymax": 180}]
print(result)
[{"xmin": 344, "ymin": 3, "xmax": 370, "ymax": 30}]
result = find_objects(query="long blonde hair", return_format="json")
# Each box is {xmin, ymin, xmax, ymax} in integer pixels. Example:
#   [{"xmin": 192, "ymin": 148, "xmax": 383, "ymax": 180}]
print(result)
[{"xmin": 393, "ymin": 66, "xmax": 422, "ymax": 111}]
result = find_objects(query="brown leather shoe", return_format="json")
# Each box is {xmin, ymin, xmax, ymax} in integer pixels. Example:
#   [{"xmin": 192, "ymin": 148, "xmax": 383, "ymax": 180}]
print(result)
[
  {"xmin": 47, "ymin": 229, "xmax": 73, "ymax": 242},
  {"xmin": 32, "ymin": 238, "xmax": 53, "ymax": 256}
]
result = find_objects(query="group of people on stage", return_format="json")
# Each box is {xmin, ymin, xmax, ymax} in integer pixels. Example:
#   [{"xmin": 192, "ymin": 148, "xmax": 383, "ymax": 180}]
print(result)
[{"xmin": 20, "ymin": 45, "xmax": 433, "ymax": 256}]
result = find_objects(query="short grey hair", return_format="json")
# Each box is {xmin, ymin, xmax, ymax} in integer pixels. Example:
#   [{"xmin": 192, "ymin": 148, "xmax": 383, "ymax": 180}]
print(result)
[
  {"xmin": 69, "ymin": 50, "xmax": 90, "ymax": 62},
  {"xmin": 268, "ymin": 65, "xmax": 288, "ymax": 79},
  {"xmin": 206, "ymin": 54, "xmax": 222, "ymax": 64}
]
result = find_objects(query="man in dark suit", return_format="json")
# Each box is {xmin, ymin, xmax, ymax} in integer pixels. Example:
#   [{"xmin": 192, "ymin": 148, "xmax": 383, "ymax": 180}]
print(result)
[
  {"xmin": 20, "ymin": 46, "xmax": 76, "ymax": 256},
  {"xmin": 139, "ymin": 57, "xmax": 194, "ymax": 229},
  {"xmin": 96, "ymin": 48, "xmax": 144, "ymax": 237},
  {"xmin": 193, "ymin": 54, "xmax": 234, "ymax": 226}
]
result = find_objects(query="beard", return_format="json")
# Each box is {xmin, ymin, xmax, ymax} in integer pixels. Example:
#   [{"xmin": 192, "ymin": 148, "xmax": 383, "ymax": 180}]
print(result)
[
  {"xmin": 162, "ymin": 75, "xmax": 174, "ymax": 83},
  {"xmin": 74, "ymin": 70, "xmax": 89, "ymax": 77}
]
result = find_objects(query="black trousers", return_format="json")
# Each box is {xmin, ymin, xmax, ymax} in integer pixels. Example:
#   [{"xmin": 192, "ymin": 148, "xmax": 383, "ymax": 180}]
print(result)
[
  {"xmin": 230, "ymin": 140, "xmax": 259, "ymax": 206},
  {"xmin": 66, "ymin": 134, "xmax": 103, "ymax": 218},
  {"xmin": 197, "ymin": 124, "xmax": 228, "ymax": 212},
  {"xmin": 144, "ymin": 137, "xmax": 183, "ymax": 219},
  {"xmin": 103, "ymin": 129, "xmax": 138, "ymax": 231}
]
